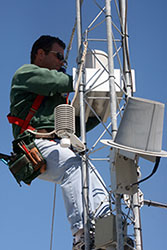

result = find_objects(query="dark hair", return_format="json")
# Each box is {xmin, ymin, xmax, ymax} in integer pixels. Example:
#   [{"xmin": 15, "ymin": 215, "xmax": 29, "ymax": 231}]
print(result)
[{"xmin": 30, "ymin": 35, "xmax": 66, "ymax": 63}]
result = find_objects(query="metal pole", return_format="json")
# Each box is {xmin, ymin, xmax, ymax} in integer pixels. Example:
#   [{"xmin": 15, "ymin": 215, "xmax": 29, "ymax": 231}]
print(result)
[
  {"xmin": 105, "ymin": 1, "xmax": 124, "ymax": 250},
  {"xmin": 119, "ymin": 1, "xmax": 143, "ymax": 249},
  {"xmin": 144, "ymin": 200, "xmax": 167, "ymax": 209},
  {"xmin": 105, "ymin": 0, "xmax": 117, "ymax": 139},
  {"xmin": 76, "ymin": 0, "xmax": 82, "ymax": 59},
  {"xmin": 133, "ymin": 193, "xmax": 143, "ymax": 250},
  {"xmin": 76, "ymin": 1, "xmax": 90, "ymax": 249},
  {"xmin": 119, "ymin": 0, "xmax": 132, "ymax": 97}
]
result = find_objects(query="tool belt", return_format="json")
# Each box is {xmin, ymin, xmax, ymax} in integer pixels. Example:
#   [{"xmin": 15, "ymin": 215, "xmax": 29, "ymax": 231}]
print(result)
[{"xmin": 8, "ymin": 131, "xmax": 46, "ymax": 186}]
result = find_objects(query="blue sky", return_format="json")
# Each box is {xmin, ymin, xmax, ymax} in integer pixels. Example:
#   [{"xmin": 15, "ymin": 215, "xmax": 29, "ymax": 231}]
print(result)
[{"xmin": 0, "ymin": 0, "xmax": 166, "ymax": 249}]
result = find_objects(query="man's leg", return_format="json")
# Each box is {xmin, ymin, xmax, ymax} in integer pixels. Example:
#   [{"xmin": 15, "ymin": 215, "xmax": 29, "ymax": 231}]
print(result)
[
  {"xmin": 35, "ymin": 138, "xmax": 84, "ymax": 235},
  {"xmin": 35, "ymin": 139, "xmax": 110, "ymax": 236},
  {"xmin": 61, "ymin": 159, "xmax": 110, "ymax": 235}
]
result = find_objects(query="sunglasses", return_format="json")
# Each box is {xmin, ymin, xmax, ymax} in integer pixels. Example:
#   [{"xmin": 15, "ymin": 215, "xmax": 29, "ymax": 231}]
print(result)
[{"xmin": 50, "ymin": 51, "xmax": 65, "ymax": 62}]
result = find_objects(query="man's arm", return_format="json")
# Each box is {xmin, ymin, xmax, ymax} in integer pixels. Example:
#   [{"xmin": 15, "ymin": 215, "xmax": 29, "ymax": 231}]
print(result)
[{"xmin": 11, "ymin": 64, "xmax": 73, "ymax": 97}]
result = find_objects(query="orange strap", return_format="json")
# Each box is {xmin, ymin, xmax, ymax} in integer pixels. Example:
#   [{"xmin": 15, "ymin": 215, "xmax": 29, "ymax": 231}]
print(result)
[
  {"xmin": 66, "ymin": 93, "xmax": 69, "ymax": 104},
  {"xmin": 7, "ymin": 95, "xmax": 45, "ymax": 134}
]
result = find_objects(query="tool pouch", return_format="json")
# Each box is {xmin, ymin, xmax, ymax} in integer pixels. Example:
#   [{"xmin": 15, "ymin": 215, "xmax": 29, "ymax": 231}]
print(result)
[{"xmin": 8, "ymin": 131, "xmax": 46, "ymax": 186}]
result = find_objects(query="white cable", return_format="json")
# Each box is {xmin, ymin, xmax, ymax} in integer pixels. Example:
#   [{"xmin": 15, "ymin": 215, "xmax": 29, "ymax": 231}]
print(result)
[
  {"xmin": 71, "ymin": 41, "xmax": 88, "ymax": 106},
  {"xmin": 27, "ymin": 129, "xmax": 56, "ymax": 137},
  {"xmin": 50, "ymin": 184, "xmax": 57, "ymax": 250}
]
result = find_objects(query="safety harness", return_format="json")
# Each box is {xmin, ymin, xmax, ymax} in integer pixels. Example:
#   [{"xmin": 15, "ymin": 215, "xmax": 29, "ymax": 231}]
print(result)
[{"xmin": 7, "ymin": 95, "xmax": 44, "ymax": 133}]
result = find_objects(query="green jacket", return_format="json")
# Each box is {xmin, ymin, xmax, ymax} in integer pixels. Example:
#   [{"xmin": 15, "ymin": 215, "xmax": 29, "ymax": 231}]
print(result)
[{"xmin": 10, "ymin": 64, "xmax": 99, "ymax": 139}]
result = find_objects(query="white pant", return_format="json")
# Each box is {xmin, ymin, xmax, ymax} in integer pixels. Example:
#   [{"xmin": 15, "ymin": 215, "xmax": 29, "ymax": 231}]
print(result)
[{"xmin": 35, "ymin": 138, "xmax": 110, "ymax": 235}]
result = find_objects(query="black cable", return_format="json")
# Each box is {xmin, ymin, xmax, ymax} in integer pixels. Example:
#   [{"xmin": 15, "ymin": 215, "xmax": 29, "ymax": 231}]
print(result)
[
  {"xmin": 131, "ymin": 157, "xmax": 161, "ymax": 186},
  {"xmin": 0, "ymin": 153, "xmax": 11, "ymax": 162}
]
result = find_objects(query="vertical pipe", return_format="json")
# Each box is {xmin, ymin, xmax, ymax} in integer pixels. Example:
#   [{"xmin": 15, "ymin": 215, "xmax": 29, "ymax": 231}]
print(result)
[
  {"xmin": 105, "ymin": 1, "xmax": 124, "ymax": 250},
  {"xmin": 119, "ymin": 0, "xmax": 132, "ymax": 97},
  {"xmin": 76, "ymin": 0, "xmax": 82, "ymax": 59},
  {"xmin": 119, "ymin": 1, "xmax": 143, "ymax": 249},
  {"xmin": 133, "ymin": 193, "xmax": 143, "ymax": 250},
  {"xmin": 76, "ymin": 1, "xmax": 90, "ymax": 249},
  {"xmin": 105, "ymin": 0, "xmax": 117, "ymax": 140}
]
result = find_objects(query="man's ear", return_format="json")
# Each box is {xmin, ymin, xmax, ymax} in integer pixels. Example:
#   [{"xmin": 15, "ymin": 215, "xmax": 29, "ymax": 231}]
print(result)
[{"xmin": 36, "ymin": 48, "xmax": 45, "ymax": 60}]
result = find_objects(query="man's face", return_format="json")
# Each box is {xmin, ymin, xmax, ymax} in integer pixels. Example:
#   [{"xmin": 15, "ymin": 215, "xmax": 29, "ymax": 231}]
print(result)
[{"xmin": 37, "ymin": 42, "xmax": 65, "ymax": 70}]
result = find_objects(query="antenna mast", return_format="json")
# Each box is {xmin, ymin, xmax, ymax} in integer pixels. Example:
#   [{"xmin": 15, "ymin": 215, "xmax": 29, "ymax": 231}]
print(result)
[
  {"xmin": 74, "ymin": 0, "xmax": 143, "ymax": 249},
  {"xmin": 105, "ymin": 1, "xmax": 125, "ymax": 249},
  {"xmin": 119, "ymin": 1, "xmax": 143, "ymax": 249},
  {"xmin": 76, "ymin": 0, "xmax": 91, "ymax": 249}
]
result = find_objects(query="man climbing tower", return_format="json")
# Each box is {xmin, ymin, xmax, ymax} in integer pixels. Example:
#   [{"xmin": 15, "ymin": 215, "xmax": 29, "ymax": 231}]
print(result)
[{"xmin": 8, "ymin": 35, "xmax": 110, "ymax": 248}]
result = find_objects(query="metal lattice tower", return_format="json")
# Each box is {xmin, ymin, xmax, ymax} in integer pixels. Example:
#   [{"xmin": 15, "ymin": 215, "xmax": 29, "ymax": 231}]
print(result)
[{"xmin": 74, "ymin": 0, "xmax": 142, "ymax": 249}]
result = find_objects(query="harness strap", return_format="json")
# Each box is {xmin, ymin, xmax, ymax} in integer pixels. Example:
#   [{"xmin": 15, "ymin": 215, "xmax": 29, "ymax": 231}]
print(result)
[{"xmin": 7, "ymin": 95, "xmax": 45, "ymax": 134}]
